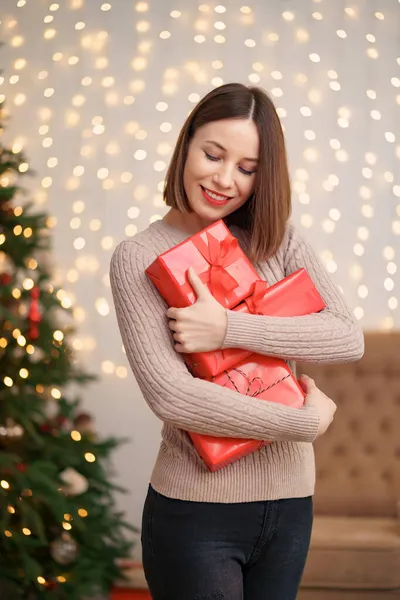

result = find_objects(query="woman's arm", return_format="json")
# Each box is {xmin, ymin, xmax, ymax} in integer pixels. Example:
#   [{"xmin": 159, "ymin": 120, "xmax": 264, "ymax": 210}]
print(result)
[
  {"xmin": 109, "ymin": 238, "xmax": 320, "ymax": 443},
  {"xmin": 222, "ymin": 224, "xmax": 364, "ymax": 364}
]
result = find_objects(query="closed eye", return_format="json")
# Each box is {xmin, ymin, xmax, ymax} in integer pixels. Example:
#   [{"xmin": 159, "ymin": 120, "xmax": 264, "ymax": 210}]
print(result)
[
  {"xmin": 204, "ymin": 152, "xmax": 256, "ymax": 176},
  {"xmin": 204, "ymin": 151, "xmax": 219, "ymax": 162},
  {"xmin": 239, "ymin": 167, "xmax": 256, "ymax": 176}
]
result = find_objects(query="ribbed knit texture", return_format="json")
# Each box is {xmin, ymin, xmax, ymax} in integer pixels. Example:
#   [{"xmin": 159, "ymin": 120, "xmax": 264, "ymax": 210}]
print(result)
[{"xmin": 109, "ymin": 219, "xmax": 364, "ymax": 503}]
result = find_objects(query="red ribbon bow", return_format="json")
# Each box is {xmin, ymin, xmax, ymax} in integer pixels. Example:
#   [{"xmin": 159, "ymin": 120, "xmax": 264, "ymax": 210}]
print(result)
[
  {"xmin": 195, "ymin": 232, "xmax": 240, "ymax": 306},
  {"xmin": 244, "ymin": 280, "xmax": 269, "ymax": 314}
]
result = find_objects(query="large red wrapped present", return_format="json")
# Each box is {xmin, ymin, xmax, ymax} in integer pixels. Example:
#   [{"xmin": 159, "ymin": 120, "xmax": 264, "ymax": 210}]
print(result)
[
  {"xmin": 189, "ymin": 355, "xmax": 305, "ymax": 472},
  {"xmin": 185, "ymin": 268, "xmax": 326, "ymax": 378},
  {"xmin": 146, "ymin": 219, "xmax": 260, "ymax": 309}
]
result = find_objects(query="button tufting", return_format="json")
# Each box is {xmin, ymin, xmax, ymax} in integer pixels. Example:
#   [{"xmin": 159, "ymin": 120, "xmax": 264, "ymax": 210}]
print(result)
[
  {"xmin": 333, "ymin": 445, "xmax": 347, "ymax": 456},
  {"xmin": 349, "ymin": 467, "xmax": 361, "ymax": 478}
]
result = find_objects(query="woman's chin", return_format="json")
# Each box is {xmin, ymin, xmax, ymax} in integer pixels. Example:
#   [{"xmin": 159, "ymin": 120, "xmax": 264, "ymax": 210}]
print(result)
[{"xmin": 190, "ymin": 201, "xmax": 219, "ymax": 221}]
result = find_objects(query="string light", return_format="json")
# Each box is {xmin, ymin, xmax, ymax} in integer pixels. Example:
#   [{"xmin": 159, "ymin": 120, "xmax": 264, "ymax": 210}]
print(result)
[{"xmin": 0, "ymin": 2, "xmax": 398, "ymax": 351}]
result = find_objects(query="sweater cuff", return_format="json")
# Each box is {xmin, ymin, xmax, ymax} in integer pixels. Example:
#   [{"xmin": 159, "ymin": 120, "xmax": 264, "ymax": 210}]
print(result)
[
  {"xmin": 222, "ymin": 309, "xmax": 258, "ymax": 350},
  {"xmin": 294, "ymin": 405, "xmax": 320, "ymax": 443}
]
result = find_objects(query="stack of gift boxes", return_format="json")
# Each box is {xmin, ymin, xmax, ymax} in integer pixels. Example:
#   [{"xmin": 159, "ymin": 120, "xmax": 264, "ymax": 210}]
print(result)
[{"xmin": 146, "ymin": 220, "xmax": 325, "ymax": 472}]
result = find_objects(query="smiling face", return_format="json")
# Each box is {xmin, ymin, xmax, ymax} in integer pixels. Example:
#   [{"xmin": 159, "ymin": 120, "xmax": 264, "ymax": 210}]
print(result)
[{"xmin": 182, "ymin": 118, "xmax": 260, "ymax": 228}]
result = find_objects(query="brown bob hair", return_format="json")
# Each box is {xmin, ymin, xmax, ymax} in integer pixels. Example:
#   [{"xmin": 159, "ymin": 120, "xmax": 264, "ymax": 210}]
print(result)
[{"xmin": 163, "ymin": 83, "xmax": 292, "ymax": 264}]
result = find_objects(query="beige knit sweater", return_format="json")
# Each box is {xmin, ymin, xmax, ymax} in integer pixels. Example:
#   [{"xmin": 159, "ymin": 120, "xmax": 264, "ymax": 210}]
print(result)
[{"xmin": 109, "ymin": 219, "xmax": 364, "ymax": 503}]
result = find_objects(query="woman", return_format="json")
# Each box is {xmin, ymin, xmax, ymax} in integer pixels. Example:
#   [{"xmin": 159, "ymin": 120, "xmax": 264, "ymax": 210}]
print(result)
[{"xmin": 110, "ymin": 83, "xmax": 364, "ymax": 600}]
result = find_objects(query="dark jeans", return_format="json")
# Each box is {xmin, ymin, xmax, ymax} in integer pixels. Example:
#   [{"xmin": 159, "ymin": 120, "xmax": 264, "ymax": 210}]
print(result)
[{"xmin": 141, "ymin": 484, "xmax": 313, "ymax": 600}]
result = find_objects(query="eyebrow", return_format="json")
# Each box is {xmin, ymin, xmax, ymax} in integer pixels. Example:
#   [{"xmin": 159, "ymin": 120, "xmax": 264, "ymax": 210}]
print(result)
[{"xmin": 205, "ymin": 140, "xmax": 259, "ymax": 163}]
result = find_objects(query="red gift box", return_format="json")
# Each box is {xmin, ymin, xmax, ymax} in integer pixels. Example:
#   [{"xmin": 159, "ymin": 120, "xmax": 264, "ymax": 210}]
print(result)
[
  {"xmin": 145, "ymin": 219, "xmax": 260, "ymax": 309},
  {"xmin": 185, "ymin": 268, "xmax": 326, "ymax": 378},
  {"xmin": 189, "ymin": 355, "xmax": 305, "ymax": 472}
]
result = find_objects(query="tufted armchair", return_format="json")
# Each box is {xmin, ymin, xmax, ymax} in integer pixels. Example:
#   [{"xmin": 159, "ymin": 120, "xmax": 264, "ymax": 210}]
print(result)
[{"xmin": 298, "ymin": 332, "xmax": 400, "ymax": 599}]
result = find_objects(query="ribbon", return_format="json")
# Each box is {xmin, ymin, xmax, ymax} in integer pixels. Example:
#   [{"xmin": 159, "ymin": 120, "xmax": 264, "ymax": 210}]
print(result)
[
  {"xmin": 193, "ymin": 231, "xmax": 240, "ymax": 306},
  {"xmin": 243, "ymin": 280, "xmax": 269, "ymax": 315}
]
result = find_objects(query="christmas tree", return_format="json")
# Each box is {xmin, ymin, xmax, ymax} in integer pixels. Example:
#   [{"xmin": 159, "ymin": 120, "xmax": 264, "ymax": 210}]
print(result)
[{"xmin": 0, "ymin": 94, "xmax": 135, "ymax": 597}]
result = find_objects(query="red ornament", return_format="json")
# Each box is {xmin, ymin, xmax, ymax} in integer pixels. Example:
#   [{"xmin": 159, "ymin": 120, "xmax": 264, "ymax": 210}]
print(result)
[
  {"xmin": 0, "ymin": 273, "xmax": 12, "ymax": 286},
  {"xmin": 28, "ymin": 287, "xmax": 41, "ymax": 340},
  {"xmin": 40, "ymin": 423, "xmax": 52, "ymax": 433},
  {"xmin": 16, "ymin": 463, "xmax": 27, "ymax": 472},
  {"xmin": 40, "ymin": 415, "xmax": 71, "ymax": 435},
  {"xmin": 44, "ymin": 580, "xmax": 58, "ymax": 590}
]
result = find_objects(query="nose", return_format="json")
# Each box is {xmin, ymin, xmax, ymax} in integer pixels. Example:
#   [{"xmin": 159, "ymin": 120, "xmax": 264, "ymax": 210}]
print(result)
[{"xmin": 212, "ymin": 164, "xmax": 234, "ymax": 190}]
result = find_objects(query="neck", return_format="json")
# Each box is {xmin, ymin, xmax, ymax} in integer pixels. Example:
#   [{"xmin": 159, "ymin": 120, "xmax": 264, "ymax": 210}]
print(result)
[{"xmin": 162, "ymin": 208, "xmax": 216, "ymax": 235}]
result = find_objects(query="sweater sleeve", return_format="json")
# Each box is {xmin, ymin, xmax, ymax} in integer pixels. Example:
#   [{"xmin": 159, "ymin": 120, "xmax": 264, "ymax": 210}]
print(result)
[
  {"xmin": 222, "ymin": 224, "xmax": 364, "ymax": 364},
  {"xmin": 109, "ymin": 239, "xmax": 320, "ymax": 443}
]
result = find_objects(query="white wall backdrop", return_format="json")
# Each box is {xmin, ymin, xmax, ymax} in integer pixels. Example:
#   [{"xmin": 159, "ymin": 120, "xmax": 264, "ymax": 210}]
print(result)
[{"xmin": 1, "ymin": 0, "xmax": 399, "ymax": 556}]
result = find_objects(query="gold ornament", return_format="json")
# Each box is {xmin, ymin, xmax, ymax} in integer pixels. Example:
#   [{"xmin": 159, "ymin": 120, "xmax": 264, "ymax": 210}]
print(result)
[
  {"xmin": 59, "ymin": 467, "xmax": 89, "ymax": 496},
  {"xmin": 50, "ymin": 533, "xmax": 79, "ymax": 565}
]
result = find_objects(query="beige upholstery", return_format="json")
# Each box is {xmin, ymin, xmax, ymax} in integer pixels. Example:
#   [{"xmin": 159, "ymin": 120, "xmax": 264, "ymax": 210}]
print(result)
[{"xmin": 298, "ymin": 332, "xmax": 400, "ymax": 599}]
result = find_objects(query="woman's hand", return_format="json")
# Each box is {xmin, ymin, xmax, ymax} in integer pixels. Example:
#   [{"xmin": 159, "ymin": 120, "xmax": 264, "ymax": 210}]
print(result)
[
  {"xmin": 299, "ymin": 374, "xmax": 337, "ymax": 438},
  {"xmin": 166, "ymin": 267, "xmax": 228, "ymax": 354}
]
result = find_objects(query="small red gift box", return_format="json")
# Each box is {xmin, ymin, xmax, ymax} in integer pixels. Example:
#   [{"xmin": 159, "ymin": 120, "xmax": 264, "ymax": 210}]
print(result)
[
  {"xmin": 189, "ymin": 355, "xmax": 305, "ymax": 472},
  {"xmin": 145, "ymin": 219, "xmax": 260, "ymax": 309},
  {"xmin": 185, "ymin": 268, "xmax": 326, "ymax": 378}
]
